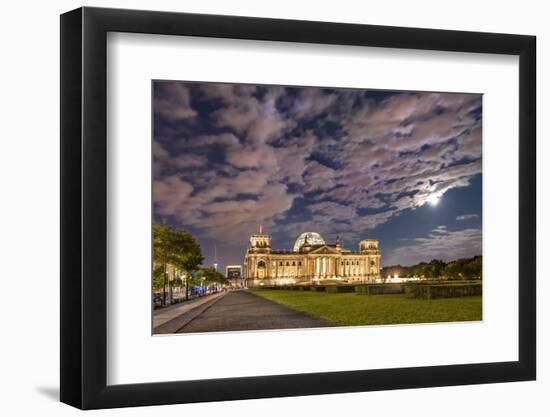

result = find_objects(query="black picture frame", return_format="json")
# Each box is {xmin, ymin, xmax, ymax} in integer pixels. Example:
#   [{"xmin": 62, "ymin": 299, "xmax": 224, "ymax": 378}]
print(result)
[{"xmin": 60, "ymin": 6, "xmax": 536, "ymax": 410}]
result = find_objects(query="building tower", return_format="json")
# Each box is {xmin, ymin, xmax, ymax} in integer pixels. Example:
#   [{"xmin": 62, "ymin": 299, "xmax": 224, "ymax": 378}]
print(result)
[
  {"xmin": 246, "ymin": 225, "xmax": 272, "ymax": 282},
  {"xmin": 359, "ymin": 239, "xmax": 382, "ymax": 280},
  {"xmin": 249, "ymin": 224, "xmax": 272, "ymax": 251},
  {"xmin": 213, "ymin": 244, "xmax": 218, "ymax": 272}
]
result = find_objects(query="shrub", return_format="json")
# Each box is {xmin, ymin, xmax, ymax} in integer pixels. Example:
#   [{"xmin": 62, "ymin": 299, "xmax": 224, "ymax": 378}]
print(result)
[
  {"xmin": 405, "ymin": 283, "xmax": 482, "ymax": 299},
  {"xmin": 325, "ymin": 285, "xmax": 356, "ymax": 293},
  {"xmin": 355, "ymin": 283, "xmax": 405, "ymax": 295},
  {"xmin": 410, "ymin": 279, "xmax": 480, "ymax": 286}
]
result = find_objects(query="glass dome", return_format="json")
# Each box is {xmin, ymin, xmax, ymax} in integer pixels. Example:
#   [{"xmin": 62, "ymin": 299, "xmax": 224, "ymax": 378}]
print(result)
[{"xmin": 293, "ymin": 232, "xmax": 325, "ymax": 252}]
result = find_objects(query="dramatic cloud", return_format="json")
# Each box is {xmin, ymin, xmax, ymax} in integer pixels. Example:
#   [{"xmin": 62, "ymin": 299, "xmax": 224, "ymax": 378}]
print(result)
[
  {"xmin": 385, "ymin": 227, "xmax": 482, "ymax": 266},
  {"xmin": 456, "ymin": 214, "xmax": 480, "ymax": 221},
  {"xmin": 154, "ymin": 82, "xmax": 197, "ymax": 121},
  {"xmin": 153, "ymin": 176, "xmax": 194, "ymax": 216},
  {"xmin": 153, "ymin": 81, "xmax": 482, "ymax": 265}
]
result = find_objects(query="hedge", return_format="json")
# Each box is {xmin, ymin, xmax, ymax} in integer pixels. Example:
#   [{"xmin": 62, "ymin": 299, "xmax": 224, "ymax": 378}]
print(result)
[
  {"xmin": 325, "ymin": 285, "xmax": 356, "ymax": 293},
  {"xmin": 410, "ymin": 279, "xmax": 480, "ymax": 286},
  {"xmin": 355, "ymin": 283, "xmax": 405, "ymax": 295},
  {"xmin": 405, "ymin": 283, "xmax": 482, "ymax": 299}
]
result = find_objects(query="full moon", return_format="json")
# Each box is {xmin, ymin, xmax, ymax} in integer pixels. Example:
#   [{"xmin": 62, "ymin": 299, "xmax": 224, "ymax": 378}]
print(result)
[{"xmin": 427, "ymin": 194, "xmax": 440, "ymax": 206}]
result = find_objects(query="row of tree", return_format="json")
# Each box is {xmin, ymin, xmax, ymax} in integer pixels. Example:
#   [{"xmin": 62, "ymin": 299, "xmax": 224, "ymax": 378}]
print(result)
[
  {"xmin": 153, "ymin": 223, "xmax": 230, "ymax": 305},
  {"xmin": 382, "ymin": 255, "xmax": 482, "ymax": 280}
]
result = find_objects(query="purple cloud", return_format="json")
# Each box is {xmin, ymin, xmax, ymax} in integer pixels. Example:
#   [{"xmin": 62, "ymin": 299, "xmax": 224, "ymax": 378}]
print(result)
[
  {"xmin": 456, "ymin": 213, "xmax": 480, "ymax": 221},
  {"xmin": 154, "ymin": 82, "xmax": 197, "ymax": 121},
  {"xmin": 385, "ymin": 227, "xmax": 482, "ymax": 266},
  {"xmin": 153, "ymin": 82, "xmax": 482, "ymax": 250}
]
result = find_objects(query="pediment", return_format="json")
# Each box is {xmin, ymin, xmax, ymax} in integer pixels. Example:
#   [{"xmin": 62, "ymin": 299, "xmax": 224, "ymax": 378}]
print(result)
[{"xmin": 309, "ymin": 245, "xmax": 339, "ymax": 255}]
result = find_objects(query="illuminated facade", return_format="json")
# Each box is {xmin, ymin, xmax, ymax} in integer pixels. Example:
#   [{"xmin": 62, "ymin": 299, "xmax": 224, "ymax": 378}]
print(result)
[{"xmin": 245, "ymin": 229, "xmax": 381, "ymax": 287}]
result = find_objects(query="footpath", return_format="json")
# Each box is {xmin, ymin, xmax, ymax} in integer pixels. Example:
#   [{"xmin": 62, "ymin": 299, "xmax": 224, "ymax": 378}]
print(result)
[{"xmin": 153, "ymin": 291, "xmax": 227, "ymax": 334}]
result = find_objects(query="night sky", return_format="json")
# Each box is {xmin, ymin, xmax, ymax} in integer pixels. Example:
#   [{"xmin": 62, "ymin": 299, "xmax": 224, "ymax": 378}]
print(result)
[{"xmin": 153, "ymin": 81, "xmax": 482, "ymax": 271}]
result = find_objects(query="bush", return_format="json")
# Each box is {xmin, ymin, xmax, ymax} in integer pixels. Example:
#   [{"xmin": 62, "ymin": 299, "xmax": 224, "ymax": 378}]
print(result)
[
  {"xmin": 325, "ymin": 285, "xmax": 356, "ymax": 293},
  {"xmin": 405, "ymin": 283, "xmax": 482, "ymax": 299},
  {"xmin": 313, "ymin": 286, "xmax": 326, "ymax": 292},
  {"xmin": 355, "ymin": 283, "xmax": 405, "ymax": 295},
  {"xmin": 411, "ymin": 279, "xmax": 479, "ymax": 285}
]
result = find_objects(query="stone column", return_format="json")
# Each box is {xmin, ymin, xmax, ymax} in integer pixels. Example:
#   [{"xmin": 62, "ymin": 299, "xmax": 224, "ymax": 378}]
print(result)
[{"xmin": 316, "ymin": 257, "xmax": 320, "ymax": 277}]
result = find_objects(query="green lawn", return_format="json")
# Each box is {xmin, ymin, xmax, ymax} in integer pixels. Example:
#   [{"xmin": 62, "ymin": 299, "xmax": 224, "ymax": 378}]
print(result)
[{"xmin": 249, "ymin": 289, "xmax": 482, "ymax": 326}]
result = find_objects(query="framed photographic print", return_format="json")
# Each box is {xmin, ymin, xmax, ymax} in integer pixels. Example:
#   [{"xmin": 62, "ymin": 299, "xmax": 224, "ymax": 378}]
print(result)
[{"xmin": 60, "ymin": 6, "xmax": 536, "ymax": 409}]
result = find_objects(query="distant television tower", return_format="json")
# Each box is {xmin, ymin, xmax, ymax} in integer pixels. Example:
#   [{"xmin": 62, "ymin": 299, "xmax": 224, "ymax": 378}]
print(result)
[{"xmin": 213, "ymin": 245, "xmax": 218, "ymax": 271}]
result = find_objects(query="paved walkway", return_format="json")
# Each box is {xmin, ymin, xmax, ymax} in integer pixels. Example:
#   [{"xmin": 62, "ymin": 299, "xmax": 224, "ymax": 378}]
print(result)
[
  {"xmin": 153, "ymin": 291, "xmax": 226, "ymax": 330},
  {"xmin": 177, "ymin": 290, "xmax": 336, "ymax": 333}
]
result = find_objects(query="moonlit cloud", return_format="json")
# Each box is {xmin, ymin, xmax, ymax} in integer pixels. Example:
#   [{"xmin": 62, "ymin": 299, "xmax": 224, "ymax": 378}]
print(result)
[
  {"xmin": 456, "ymin": 213, "xmax": 480, "ymax": 221},
  {"xmin": 154, "ymin": 82, "xmax": 197, "ymax": 121},
  {"xmin": 385, "ymin": 227, "xmax": 482, "ymax": 266},
  {"xmin": 153, "ymin": 81, "xmax": 482, "ymax": 266}
]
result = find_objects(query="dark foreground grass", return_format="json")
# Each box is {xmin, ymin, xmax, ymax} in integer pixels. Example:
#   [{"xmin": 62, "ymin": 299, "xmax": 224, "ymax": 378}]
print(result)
[{"xmin": 249, "ymin": 289, "xmax": 482, "ymax": 326}]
